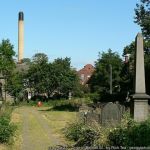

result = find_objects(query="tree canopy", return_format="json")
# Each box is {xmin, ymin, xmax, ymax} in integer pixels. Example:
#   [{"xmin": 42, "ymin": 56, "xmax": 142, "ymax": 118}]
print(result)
[
  {"xmin": 0, "ymin": 39, "xmax": 16, "ymax": 76},
  {"xmin": 135, "ymin": 0, "xmax": 150, "ymax": 39},
  {"xmin": 26, "ymin": 53, "xmax": 81, "ymax": 99},
  {"xmin": 7, "ymin": 71, "xmax": 24, "ymax": 99},
  {"xmin": 89, "ymin": 49, "xmax": 122, "ymax": 94}
]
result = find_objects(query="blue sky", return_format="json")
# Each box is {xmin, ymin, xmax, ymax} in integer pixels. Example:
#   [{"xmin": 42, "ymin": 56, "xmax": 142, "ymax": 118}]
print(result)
[{"xmin": 0, "ymin": 0, "xmax": 140, "ymax": 69}]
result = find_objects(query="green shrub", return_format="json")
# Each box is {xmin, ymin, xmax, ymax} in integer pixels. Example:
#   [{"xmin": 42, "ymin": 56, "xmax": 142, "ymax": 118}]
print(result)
[
  {"xmin": 65, "ymin": 122, "xmax": 84, "ymax": 141},
  {"xmin": 108, "ymin": 115, "xmax": 150, "ymax": 147},
  {"xmin": 109, "ymin": 127, "xmax": 129, "ymax": 146},
  {"xmin": 65, "ymin": 122, "xmax": 100, "ymax": 147},
  {"xmin": 128, "ymin": 119, "xmax": 150, "ymax": 146},
  {"xmin": 0, "ymin": 105, "xmax": 17, "ymax": 143},
  {"xmin": 65, "ymin": 112, "xmax": 150, "ymax": 147},
  {"xmin": 51, "ymin": 99, "xmax": 82, "ymax": 111},
  {"xmin": 75, "ymin": 126, "xmax": 99, "ymax": 146}
]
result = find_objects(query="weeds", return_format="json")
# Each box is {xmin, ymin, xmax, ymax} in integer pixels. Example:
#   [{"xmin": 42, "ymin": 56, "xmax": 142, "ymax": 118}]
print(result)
[
  {"xmin": 0, "ymin": 104, "xmax": 17, "ymax": 143},
  {"xmin": 65, "ymin": 112, "xmax": 150, "ymax": 147}
]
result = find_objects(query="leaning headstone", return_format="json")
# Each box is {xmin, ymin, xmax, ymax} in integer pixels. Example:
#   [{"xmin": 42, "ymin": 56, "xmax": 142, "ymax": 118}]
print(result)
[
  {"xmin": 101, "ymin": 102, "xmax": 121, "ymax": 126},
  {"xmin": 131, "ymin": 33, "xmax": 150, "ymax": 122}
]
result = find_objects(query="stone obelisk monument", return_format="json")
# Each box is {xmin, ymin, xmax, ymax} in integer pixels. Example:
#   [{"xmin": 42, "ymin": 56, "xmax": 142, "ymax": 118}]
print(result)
[
  {"xmin": 18, "ymin": 12, "xmax": 24, "ymax": 63},
  {"xmin": 132, "ymin": 33, "xmax": 150, "ymax": 122}
]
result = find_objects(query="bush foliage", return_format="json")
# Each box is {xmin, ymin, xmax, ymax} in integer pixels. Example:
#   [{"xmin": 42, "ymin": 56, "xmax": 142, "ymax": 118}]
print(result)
[
  {"xmin": 65, "ymin": 122, "xmax": 99, "ymax": 146},
  {"xmin": 65, "ymin": 113, "xmax": 150, "ymax": 147},
  {"xmin": 0, "ymin": 106, "xmax": 17, "ymax": 143},
  {"xmin": 109, "ymin": 117, "xmax": 150, "ymax": 147},
  {"xmin": 50, "ymin": 99, "xmax": 82, "ymax": 111}
]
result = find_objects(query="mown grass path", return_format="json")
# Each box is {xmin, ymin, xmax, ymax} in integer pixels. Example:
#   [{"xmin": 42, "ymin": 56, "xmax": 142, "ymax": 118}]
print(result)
[{"xmin": 11, "ymin": 106, "xmax": 77, "ymax": 150}]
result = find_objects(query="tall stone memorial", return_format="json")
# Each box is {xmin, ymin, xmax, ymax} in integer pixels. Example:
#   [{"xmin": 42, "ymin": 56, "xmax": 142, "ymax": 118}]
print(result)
[{"xmin": 132, "ymin": 33, "xmax": 150, "ymax": 122}]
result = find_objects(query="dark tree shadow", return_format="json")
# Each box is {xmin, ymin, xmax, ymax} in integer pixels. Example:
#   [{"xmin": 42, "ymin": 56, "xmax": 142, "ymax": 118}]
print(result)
[{"xmin": 38, "ymin": 103, "xmax": 79, "ymax": 112}]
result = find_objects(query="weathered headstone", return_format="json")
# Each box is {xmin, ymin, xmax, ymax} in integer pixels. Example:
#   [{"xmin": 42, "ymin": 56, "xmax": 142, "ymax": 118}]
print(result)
[
  {"xmin": 101, "ymin": 102, "xmax": 121, "ymax": 126},
  {"xmin": 78, "ymin": 104, "xmax": 93, "ymax": 123},
  {"xmin": 132, "ymin": 33, "xmax": 150, "ymax": 122},
  {"xmin": 79, "ymin": 104, "xmax": 95, "ymax": 113},
  {"xmin": 86, "ymin": 112, "xmax": 100, "ymax": 124}
]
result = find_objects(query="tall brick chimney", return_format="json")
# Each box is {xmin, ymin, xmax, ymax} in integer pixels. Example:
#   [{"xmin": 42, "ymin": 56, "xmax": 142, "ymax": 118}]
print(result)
[{"xmin": 18, "ymin": 11, "xmax": 24, "ymax": 63}]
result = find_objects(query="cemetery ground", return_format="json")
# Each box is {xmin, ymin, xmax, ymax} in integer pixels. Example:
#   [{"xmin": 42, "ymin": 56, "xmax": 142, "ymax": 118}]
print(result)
[
  {"xmin": 0, "ymin": 102, "xmax": 77, "ymax": 150},
  {"xmin": 0, "ymin": 98, "xmax": 150, "ymax": 149}
]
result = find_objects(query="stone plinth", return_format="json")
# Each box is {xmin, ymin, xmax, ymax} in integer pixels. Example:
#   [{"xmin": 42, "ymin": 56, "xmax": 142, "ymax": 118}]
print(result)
[
  {"xmin": 132, "ymin": 99, "xmax": 148, "ymax": 122},
  {"xmin": 133, "ymin": 100, "xmax": 148, "ymax": 122},
  {"xmin": 132, "ymin": 94, "xmax": 149, "ymax": 122}
]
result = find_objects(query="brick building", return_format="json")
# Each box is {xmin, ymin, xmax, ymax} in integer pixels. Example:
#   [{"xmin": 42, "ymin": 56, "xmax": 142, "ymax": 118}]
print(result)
[{"xmin": 77, "ymin": 64, "xmax": 95, "ymax": 85}]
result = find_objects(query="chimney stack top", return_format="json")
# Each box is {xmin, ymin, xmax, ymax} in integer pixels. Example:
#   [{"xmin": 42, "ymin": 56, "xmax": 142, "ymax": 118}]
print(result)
[{"xmin": 19, "ymin": 12, "xmax": 24, "ymax": 21}]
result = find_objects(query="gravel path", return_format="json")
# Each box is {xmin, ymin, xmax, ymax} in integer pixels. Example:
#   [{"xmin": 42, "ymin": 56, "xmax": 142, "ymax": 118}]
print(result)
[{"xmin": 18, "ymin": 106, "xmax": 63, "ymax": 150}]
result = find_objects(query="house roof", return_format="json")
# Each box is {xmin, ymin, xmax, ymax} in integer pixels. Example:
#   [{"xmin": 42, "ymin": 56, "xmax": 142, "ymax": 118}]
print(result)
[
  {"xmin": 77, "ymin": 64, "xmax": 95, "ymax": 85},
  {"xmin": 78, "ymin": 64, "xmax": 95, "ymax": 75}
]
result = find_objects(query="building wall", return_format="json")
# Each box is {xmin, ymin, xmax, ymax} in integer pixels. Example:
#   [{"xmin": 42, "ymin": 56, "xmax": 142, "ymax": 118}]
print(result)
[{"xmin": 77, "ymin": 64, "xmax": 95, "ymax": 85}]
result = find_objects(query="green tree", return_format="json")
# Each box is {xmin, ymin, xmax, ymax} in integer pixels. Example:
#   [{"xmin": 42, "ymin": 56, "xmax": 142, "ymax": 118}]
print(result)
[
  {"xmin": 7, "ymin": 71, "xmax": 24, "ymax": 100},
  {"xmin": 134, "ymin": 0, "xmax": 150, "ymax": 39},
  {"xmin": 0, "ymin": 39, "xmax": 16, "ymax": 101},
  {"xmin": 26, "ymin": 53, "xmax": 48, "ymax": 94},
  {"xmin": 22, "ymin": 58, "xmax": 31, "ymax": 64},
  {"xmin": 51, "ymin": 57, "xmax": 80, "ymax": 98},
  {"xmin": 26, "ymin": 54, "xmax": 81, "ymax": 99},
  {"xmin": 0, "ymin": 39, "xmax": 15, "ymax": 76},
  {"xmin": 120, "ymin": 42, "xmax": 135, "ymax": 96},
  {"xmin": 90, "ymin": 49, "xmax": 122, "ymax": 94},
  {"xmin": 32, "ymin": 53, "xmax": 48, "ymax": 65}
]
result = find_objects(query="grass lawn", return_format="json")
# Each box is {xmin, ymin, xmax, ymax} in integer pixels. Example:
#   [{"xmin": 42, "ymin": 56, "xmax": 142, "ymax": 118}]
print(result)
[{"xmin": 39, "ymin": 108, "xmax": 77, "ymax": 143}]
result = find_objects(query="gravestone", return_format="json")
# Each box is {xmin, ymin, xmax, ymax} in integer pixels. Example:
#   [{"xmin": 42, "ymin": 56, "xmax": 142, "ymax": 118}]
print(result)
[
  {"xmin": 101, "ymin": 102, "xmax": 121, "ymax": 126},
  {"xmin": 78, "ymin": 104, "xmax": 94, "ymax": 123},
  {"xmin": 79, "ymin": 104, "xmax": 94, "ymax": 113},
  {"xmin": 116, "ymin": 102, "xmax": 125, "ymax": 116},
  {"xmin": 132, "ymin": 33, "xmax": 150, "ymax": 122},
  {"xmin": 86, "ymin": 112, "xmax": 100, "ymax": 124}
]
